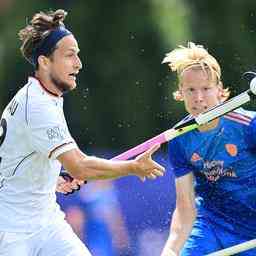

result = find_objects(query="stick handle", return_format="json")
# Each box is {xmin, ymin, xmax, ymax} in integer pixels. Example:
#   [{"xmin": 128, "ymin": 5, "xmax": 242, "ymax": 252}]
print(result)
[
  {"xmin": 196, "ymin": 91, "xmax": 251, "ymax": 125},
  {"xmin": 111, "ymin": 124, "xmax": 198, "ymax": 161},
  {"xmin": 111, "ymin": 84, "xmax": 254, "ymax": 161},
  {"xmin": 206, "ymin": 239, "xmax": 256, "ymax": 256},
  {"xmin": 111, "ymin": 132, "xmax": 167, "ymax": 160}
]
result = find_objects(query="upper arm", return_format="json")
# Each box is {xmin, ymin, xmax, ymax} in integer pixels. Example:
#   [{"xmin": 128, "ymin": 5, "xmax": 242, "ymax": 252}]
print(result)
[
  {"xmin": 175, "ymin": 173, "xmax": 196, "ymax": 211},
  {"xmin": 168, "ymin": 139, "xmax": 192, "ymax": 178}
]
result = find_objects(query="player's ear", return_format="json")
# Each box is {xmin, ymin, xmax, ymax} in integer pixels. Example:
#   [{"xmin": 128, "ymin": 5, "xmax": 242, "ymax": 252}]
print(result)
[
  {"xmin": 38, "ymin": 55, "xmax": 51, "ymax": 71},
  {"xmin": 217, "ymin": 81, "xmax": 224, "ymax": 102},
  {"xmin": 173, "ymin": 88, "xmax": 184, "ymax": 101}
]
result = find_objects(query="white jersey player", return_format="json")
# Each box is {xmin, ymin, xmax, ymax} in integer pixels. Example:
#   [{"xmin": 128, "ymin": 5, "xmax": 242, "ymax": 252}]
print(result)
[{"xmin": 0, "ymin": 9, "xmax": 165, "ymax": 256}]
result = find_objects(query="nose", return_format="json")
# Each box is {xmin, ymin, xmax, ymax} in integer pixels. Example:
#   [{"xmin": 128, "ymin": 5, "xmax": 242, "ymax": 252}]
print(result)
[
  {"xmin": 75, "ymin": 55, "xmax": 83, "ymax": 70},
  {"xmin": 193, "ymin": 90, "xmax": 204, "ymax": 103}
]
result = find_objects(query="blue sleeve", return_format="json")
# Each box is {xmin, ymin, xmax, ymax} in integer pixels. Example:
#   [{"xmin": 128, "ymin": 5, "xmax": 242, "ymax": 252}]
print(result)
[
  {"xmin": 246, "ymin": 116, "xmax": 256, "ymax": 150},
  {"xmin": 168, "ymin": 138, "xmax": 192, "ymax": 178}
]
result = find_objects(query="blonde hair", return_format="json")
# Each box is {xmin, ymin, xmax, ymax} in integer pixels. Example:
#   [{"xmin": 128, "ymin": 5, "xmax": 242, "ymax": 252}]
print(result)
[{"xmin": 162, "ymin": 42, "xmax": 230, "ymax": 101}]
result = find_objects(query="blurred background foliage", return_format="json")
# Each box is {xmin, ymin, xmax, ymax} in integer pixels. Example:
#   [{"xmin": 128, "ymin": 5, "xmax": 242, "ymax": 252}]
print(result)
[
  {"xmin": 2, "ymin": 1, "xmax": 256, "ymax": 255},
  {"xmin": 1, "ymin": 0, "xmax": 256, "ymax": 152}
]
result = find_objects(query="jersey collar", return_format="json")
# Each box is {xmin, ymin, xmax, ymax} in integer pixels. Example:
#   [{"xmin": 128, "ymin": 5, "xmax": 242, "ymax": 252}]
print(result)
[{"xmin": 29, "ymin": 76, "xmax": 60, "ymax": 98}]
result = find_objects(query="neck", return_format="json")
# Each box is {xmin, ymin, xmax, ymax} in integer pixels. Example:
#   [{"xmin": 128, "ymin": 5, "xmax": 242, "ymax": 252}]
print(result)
[
  {"xmin": 34, "ymin": 71, "xmax": 62, "ymax": 97},
  {"xmin": 198, "ymin": 118, "xmax": 220, "ymax": 132}
]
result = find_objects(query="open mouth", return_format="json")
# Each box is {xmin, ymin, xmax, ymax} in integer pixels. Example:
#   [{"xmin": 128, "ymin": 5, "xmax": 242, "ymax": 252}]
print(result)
[
  {"xmin": 192, "ymin": 106, "xmax": 208, "ymax": 114},
  {"xmin": 69, "ymin": 73, "xmax": 77, "ymax": 80}
]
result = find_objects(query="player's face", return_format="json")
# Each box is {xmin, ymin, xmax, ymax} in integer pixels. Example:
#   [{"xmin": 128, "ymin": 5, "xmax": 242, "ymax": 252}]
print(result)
[
  {"xmin": 48, "ymin": 35, "xmax": 82, "ymax": 93},
  {"xmin": 180, "ymin": 68, "xmax": 222, "ymax": 117}
]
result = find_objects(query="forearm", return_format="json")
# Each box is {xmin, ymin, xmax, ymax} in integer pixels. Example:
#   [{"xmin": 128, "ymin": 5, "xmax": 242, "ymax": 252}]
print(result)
[
  {"xmin": 58, "ymin": 146, "xmax": 164, "ymax": 181},
  {"xmin": 77, "ymin": 155, "xmax": 136, "ymax": 180},
  {"xmin": 63, "ymin": 151, "xmax": 137, "ymax": 180},
  {"xmin": 162, "ymin": 208, "xmax": 196, "ymax": 255}
]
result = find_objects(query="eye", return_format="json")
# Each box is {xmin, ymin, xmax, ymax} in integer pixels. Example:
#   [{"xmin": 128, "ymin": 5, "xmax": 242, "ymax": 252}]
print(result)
[
  {"xmin": 187, "ymin": 87, "xmax": 195, "ymax": 93},
  {"xmin": 203, "ymin": 87, "xmax": 212, "ymax": 91}
]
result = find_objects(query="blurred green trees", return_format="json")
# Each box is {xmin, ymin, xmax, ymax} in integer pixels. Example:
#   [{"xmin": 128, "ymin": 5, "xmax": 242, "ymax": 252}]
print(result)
[{"xmin": 1, "ymin": 0, "xmax": 256, "ymax": 152}]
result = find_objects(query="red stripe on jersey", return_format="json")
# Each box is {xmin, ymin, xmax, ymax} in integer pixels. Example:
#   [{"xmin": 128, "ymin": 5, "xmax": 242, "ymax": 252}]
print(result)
[
  {"xmin": 49, "ymin": 142, "xmax": 74, "ymax": 158},
  {"xmin": 224, "ymin": 115, "xmax": 250, "ymax": 126},
  {"xmin": 226, "ymin": 112, "xmax": 251, "ymax": 122},
  {"xmin": 224, "ymin": 112, "xmax": 252, "ymax": 125}
]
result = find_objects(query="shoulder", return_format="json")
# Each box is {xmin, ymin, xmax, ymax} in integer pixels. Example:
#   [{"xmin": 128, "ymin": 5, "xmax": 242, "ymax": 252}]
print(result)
[
  {"xmin": 26, "ymin": 78, "xmax": 57, "ymax": 104},
  {"xmin": 25, "ymin": 78, "xmax": 62, "ymax": 112},
  {"xmin": 11, "ymin": 77, "xmax": 53, "ymax": 108},
  {"xmin": 233, "ymin": 108, "xmax": 256, "ymax": 119},
  {"xmin": 168, "ymin": 114, "xmax": 197, "ymax": 147},
  {"xmin": 223, "ymin": 108, "xmax": 256, "ymax": 126},
  {"xmin": 20, "ymin": 78, "xmax": 64, "ymax": 125},
  {"xmin": 1, "ymin": 79, "xmax": 34, "ymax": 120}
]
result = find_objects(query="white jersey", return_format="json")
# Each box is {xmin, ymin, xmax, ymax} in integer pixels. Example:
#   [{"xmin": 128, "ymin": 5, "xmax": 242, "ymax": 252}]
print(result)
[{"xmin": 0, "ymin": 77, "xmax": 78, "ymax": 232}]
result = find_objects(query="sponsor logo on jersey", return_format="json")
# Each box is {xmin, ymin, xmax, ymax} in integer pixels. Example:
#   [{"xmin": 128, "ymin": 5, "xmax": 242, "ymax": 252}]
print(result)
[
  {"xmin": 46, "ymin": 126, "xmax": 67, "ymax": 141},
  {"xmin": 201, "ymin": 160, "xmax": 237, "ymax": 182}
]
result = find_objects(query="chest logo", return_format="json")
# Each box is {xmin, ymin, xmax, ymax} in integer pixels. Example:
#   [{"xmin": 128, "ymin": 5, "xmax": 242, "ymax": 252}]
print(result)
[
  {"xmin": 202, "ymin": 160, "xmax": 237, "ymax": 182},
  {"xmin": 191, "ymin": 152, "xmax": 201, "ymax": 162},
  {"xmin": 225, "ymin": 144, "xmax": 238, "ymax": 157}
]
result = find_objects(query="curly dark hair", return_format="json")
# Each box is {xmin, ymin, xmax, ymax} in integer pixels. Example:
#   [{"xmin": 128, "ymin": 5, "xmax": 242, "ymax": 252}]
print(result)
[{"xmin": 18, "ymin": 9, "xmax": 67, "ymax": 68}]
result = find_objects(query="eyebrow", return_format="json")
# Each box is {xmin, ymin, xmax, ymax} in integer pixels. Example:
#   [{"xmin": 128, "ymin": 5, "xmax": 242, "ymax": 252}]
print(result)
[{"xmin": 66, "ymin": 48, "xmax": 80, "ymax": 53}]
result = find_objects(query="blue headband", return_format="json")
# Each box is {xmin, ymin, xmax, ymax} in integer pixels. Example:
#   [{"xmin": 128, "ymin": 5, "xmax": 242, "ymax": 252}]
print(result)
[{"xmin": 30, "ymin": 26, "xmax": 72, "ymax": 66}]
